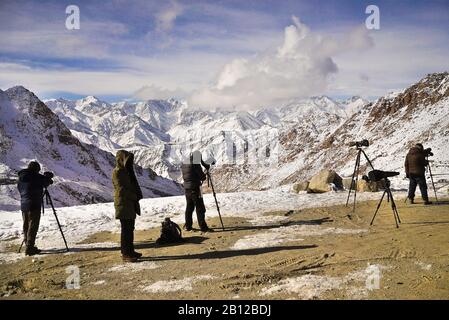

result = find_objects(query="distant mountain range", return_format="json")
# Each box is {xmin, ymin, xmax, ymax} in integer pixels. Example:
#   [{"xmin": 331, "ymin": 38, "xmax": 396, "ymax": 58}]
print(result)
[
  {"xmin": 45, "ymin": 93, "xmax": 369, "ymax": 182},
  {"xmin": 1, "ymin": 72, "xmax": 448, "ymax": 210},
  {"xmin": 0, "ymin": 87, "xmax": 183, "ymax": 210}
]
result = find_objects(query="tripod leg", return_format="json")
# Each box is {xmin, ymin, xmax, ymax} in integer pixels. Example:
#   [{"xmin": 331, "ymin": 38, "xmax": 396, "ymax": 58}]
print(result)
[
  {"xmin": 370, "ymin": 190, "xmax": 386, "ymax": 226},
  {"xmin": 427, "ymin": 163, "xmax": 439, "ymax": 203},
  {"xmin": 18, "ymin": 240, "xmax": 24, "ymax": 253},
  {"xmin": 346, "ymin": 150, "xmax": 360, "ymax": 207},
  {"xmin": 388, "ymin": 189, "xmax": 400, "ymax": 228},
  {"xmin": 45, "ymin": 190, "xmax": 69, "ymax": 252},
  {"xmin": 361, "ymin": 150, "xmax": 375, "ymax": 170},
  {"xmin": 352, "ymin": 151, "xmax": 361, "ymax": 213},
  {"xmin": 207, "ymin": 173, "xmax": 225, "ymax": 231}
]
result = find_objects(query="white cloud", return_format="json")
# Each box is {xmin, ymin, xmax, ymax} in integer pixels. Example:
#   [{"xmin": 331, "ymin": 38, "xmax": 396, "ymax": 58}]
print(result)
[
  {"xmin": 155, "ymin": 0, "xmax": 183, "ymax": 32},
  {"xmin": 188, "ymin": 16, "xmax": 374, "ymax": 110},
  {"xmin": 133, "ymin": 84, "xmax": 187, "ymax": 100}
]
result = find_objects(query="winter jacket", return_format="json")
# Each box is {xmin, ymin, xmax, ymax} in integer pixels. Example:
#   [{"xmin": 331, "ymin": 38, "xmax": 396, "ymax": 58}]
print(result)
[
  {"xmin": 405, "ymin": 147, "xmax": 428, "ymax": 178},
  {"xmin": 181, "ymin": 162, "xmax": 206, "ymax": 190},
  {"xmin": 112, "ymin": 150, "xmax": 143, "ymax": 220},
  {"xmin": 17, "ymin": 169, "xmax": 53, "ymax": 211}
]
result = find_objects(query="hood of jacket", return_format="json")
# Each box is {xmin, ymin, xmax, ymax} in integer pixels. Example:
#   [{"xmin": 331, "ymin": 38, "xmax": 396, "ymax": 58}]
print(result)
[
  {"xmin": 408, "ymin": 146, "xmax": 423, "ymax": 155},
  {"xmin": 115, "ymin": 150, "xmax": 133, "ymax": 169}
]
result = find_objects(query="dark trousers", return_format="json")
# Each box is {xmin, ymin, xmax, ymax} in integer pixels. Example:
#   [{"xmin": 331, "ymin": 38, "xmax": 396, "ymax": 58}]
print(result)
[
  {"xmin": 120, "ymin": 219, "xmax": 135, "ymax": 255},
  {"xmin": 408, "ymin": 176, "xmax": 429, "ymax": 200},
  {"xmin": 22, "ymin": 209, "xmax": 41, "ymax": 247},
  {"xmin": 184, "ymin": 188, "xmax": 208, "ymax": 230}
]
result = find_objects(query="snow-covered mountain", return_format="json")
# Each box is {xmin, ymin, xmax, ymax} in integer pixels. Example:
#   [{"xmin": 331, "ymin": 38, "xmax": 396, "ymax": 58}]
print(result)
[
  {"xmin": 276, "ymin": 72, "xmax": 449, "ymax": 187},
  {"xmin": 46, "ymin": 94, "xmax": 361, "ymax": 181},
  {"xmin": 0, "ymin": 87, "xmax": 182, "ymax": 210},
  {"xmin": 42, "ymin": 72, "xmax": 448, "ymax": 193}
]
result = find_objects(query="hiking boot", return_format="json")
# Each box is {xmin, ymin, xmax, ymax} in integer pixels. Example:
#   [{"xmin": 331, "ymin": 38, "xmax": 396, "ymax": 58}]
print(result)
[
  {"xmin": 183, "ymin": 225, "xmax": 192, "ymax": 231},
  {"xmin": 424, "ymin": 201, "xmax": 433, "ymax": 205},
  {"xmin": 200, "ymin": 227, "xmax": 214, "ymax": 233},
  {"xmin": 131, "ymin": 251, "xmax": 142, "ymax": 258},
  {"xmin": 409, "ymin": 198, "xmax": 415, "ymax": 204},
  {"xmin": 122, "ymin": 254, "xmax": 138, "ymax": 263},
  {"xmin": 25, "ymin": 246, "xmax": 41, "ymax": 256}
]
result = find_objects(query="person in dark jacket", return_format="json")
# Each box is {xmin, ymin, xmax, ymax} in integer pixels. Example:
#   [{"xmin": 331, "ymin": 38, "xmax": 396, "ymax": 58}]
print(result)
[
  {"xmin": 17, "ymin": 161, "xmax": 53, "ymax": 256},
  {"xmin": 181, "ymin": 150, "xmax": 213, "ymax": 232},
  {"xmin": 112, "ymin": 150, "xmax": 143, "ymax": 262},
  {"xmin": 405, "ymin": 143, "xmax": 431, "ymax": 204}
]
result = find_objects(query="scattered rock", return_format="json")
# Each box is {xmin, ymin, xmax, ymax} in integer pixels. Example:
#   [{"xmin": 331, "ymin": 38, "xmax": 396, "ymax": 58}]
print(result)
[
  {"xmin": 357, "ymin": 179, "xmax": 379, "ymax": 192},
  {"xmin": 307, "ymin": 170, "xmax": 343, "ymax": 193},
  {"xmin": 292, "ymin": 181, "xmax": 309, "ymax": 193}
]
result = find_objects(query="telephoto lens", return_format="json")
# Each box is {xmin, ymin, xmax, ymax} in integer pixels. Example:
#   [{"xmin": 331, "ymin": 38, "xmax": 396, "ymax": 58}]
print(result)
[{"xmin": 348, "ymin": 139, "xmax": 370, "ymax": 148}]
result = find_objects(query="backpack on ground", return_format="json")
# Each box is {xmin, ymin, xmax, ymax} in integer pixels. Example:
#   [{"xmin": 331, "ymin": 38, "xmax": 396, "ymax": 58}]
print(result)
[{"xmin": 156, "ymin": 217, "xmax": 183, "ymax": 245}]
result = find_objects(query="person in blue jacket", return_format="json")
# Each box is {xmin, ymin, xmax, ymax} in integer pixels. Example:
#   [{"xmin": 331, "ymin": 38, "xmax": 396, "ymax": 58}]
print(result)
[{"xmin": 17, "ymin": 161, "xmax": 53, "ymax": 256}]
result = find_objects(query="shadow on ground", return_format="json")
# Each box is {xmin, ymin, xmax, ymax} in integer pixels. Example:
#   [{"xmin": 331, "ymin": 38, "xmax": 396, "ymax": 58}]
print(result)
[{"xmin": 141, "ymin": 244, "xmax": 318, "ymax": 261}]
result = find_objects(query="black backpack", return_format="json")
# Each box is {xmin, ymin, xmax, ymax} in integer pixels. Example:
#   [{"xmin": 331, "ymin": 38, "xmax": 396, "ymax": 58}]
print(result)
[{"xmin": 156, "ymin": 218, "xmax": 183, "ymax": 245}]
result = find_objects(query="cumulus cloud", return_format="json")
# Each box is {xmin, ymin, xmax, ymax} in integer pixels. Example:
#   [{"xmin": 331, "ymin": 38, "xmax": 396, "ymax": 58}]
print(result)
[
  {"xmin": 188, "ymin": 16, "xmax": 374, "ymax": 110},
  {"xmin": 155, "ymin": 0, "xmax": 183, "ymax": 32}
]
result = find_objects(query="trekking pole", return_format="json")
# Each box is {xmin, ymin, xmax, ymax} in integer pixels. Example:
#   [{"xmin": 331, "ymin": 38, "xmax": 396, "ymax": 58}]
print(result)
[
  {"xmin": 44, "ymin": 188, "xmax": 69, "ymax": 252},
  {"xmin": 206, "ymin": 170, "xmax": 225, "ymax": 231}
]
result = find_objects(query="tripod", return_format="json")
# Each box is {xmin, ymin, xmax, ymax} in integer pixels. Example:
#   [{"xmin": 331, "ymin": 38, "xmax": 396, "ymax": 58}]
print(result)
[
  {"xmin": 346, "ymin": 147, "xmax": 375, "ymax": 212},
  {"xmin": 370, "ymin": 178, "xmax": 401, "ymax": 228},
  {"xmin": 206, "ymin": 170, "xmax": 225, "ymax": 231},
  {"xmin": 18, "ymin": 188, "xmax": 69, "ymax": 253},
  {"xmin": 426, "ymin": 157, "xmax": 439, "ymax": 203}
]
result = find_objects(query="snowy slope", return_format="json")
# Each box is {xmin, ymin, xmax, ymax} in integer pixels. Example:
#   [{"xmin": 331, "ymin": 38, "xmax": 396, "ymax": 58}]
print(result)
[
  {"xmin": 0, "ymin": 87, "xmax": 182, "ymax": 210},
  {"xmin": 276, "ymin": 72, "xmax": 449, "ymax": 189}
]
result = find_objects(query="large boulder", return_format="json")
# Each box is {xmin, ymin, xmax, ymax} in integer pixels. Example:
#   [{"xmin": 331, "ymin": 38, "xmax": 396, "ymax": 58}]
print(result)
[
  {"xmin": 292, "ymin": 181, "xmax": 309, "ymax": 193},
  {"xmin": 307, "ymin": 170, "xmax": 343, "ymax": 193}
]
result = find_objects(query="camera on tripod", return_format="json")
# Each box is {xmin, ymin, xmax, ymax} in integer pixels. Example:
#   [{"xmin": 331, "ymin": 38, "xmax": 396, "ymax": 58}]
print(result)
[
  {"xmin": 43, "ymin": 171, "xmax": 54, "ymax": 185},
  {"xmin": 43, "ymin": 171, "xmax": 54, "ymax": 179},
  {"xmin": 365, "ymin": 169, "xmax": 402, "ymax": 228},
  {"xmin": 424, "ymin": 148, "xmax": 433, "ymax": 157},
  {"xmin": 348, "ymin": 139, "xmax": 369, "ymax": 148},
  {"xmin": 362, "ymin": 170, "xmax": 400, "ymax": 182}
]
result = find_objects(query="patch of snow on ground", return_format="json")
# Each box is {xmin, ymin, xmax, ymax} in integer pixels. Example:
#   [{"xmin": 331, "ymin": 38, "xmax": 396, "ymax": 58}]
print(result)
[
  {"xmin": 92, "ymin": 280, "xmax": 106, "ymax": 285},
  {"xmin": 0, "ymin": 252, "xmax": 23, "ymax": 264},
  {"xmin": 0, "ymin": 188, "xmax": 403, "ymax": 264},
  {"xmin": 231, "ymin": 225, "xmax": 367, "ymax": 250},
  {"xmin": 260, "ymin": 274, "xmax": 343, "ymax": 299},
  {"xmin": 108, "ymin": 261, "xmax": 159, "ymax": 272},
  {"xmin": 415, "ymin": 261, "xmax": 432, "ymax": 271},
  {"xmin": 260, "ymin": 264, "xmax": 389, "ymax": 299},
  {"xmin": 140, "ymin": 275, "xmax": 216, "ymax": 293}
]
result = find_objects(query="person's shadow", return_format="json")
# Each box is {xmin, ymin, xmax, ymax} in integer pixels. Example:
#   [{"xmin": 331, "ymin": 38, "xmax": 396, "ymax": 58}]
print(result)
[{"xmin": 139, "ymin": 244, "xmax": 318, "ymax": 262}]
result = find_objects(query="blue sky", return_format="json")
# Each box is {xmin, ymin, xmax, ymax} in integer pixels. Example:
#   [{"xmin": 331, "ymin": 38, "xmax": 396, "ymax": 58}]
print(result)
[{"xmin": 0, "ymin": 0, "xmax": 448, "ymax": 107}]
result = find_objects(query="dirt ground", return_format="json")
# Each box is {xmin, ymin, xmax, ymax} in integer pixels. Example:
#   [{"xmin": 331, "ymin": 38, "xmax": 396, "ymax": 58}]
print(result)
[{"xmin": 1, "ymin": 197, "xmax": 449, "ymax": 300}]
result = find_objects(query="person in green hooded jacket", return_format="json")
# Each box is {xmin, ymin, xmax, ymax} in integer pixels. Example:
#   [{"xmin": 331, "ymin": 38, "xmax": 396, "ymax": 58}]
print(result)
[{"xmin": 112, "ymin": 150, "xmax": 143, "ymax": 262}]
